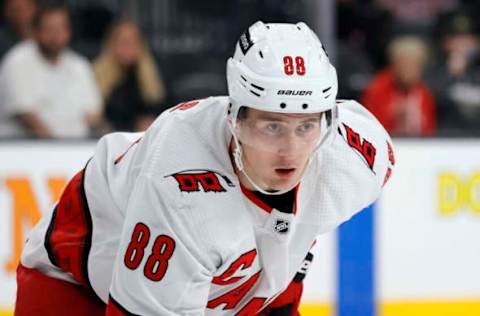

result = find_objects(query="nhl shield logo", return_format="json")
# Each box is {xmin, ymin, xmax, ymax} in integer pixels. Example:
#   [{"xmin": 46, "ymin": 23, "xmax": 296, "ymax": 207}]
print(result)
[{"xmin": 274, "ymin": 219, "xmax": 290, "ymax": 234}]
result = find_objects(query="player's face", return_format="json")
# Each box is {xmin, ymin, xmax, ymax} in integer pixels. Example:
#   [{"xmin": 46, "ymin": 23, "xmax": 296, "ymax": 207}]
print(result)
[{"xmin": 236, "ymin": 108, "xmax": 322, "ymax": 191}]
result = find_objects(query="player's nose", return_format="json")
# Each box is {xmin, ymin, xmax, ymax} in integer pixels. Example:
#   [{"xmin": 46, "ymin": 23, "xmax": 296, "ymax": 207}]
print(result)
[{"xmin": 276, "ymin": 134, "xmax": 301, "ymax": 156}]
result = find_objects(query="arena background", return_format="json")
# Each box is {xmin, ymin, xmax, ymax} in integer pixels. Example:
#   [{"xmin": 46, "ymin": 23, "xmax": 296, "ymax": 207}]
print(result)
[{"xmin": 0, "ymin": 0, "xmax": 480, "ymax": 315}]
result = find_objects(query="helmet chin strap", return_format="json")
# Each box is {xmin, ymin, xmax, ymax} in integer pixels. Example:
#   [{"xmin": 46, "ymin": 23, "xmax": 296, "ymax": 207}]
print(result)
[{"xmin": 229, "ymin": 120, "xmax": 307, "ymax": 195}]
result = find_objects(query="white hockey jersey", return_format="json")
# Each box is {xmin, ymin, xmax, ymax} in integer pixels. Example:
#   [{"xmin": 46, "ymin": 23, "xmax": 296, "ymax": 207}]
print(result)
[{"xmin": 21, "ymin": 96, "xmax": 395, "ymax": 315}]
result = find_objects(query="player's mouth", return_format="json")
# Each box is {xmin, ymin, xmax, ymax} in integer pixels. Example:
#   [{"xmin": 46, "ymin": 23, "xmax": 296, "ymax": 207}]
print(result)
[{"xmin": 274, "ymin": 168, "xmax": 296, "ymax": 178}]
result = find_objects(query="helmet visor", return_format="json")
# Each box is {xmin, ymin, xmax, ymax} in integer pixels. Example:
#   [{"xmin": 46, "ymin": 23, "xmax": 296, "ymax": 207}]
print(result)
[{"xmin": 234, "ymin": 107, "xmax": 337, "ymax": 155}]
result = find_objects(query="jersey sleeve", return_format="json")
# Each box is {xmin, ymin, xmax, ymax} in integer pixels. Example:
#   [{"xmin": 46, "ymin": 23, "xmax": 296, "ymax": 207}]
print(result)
[
  {"xmin": 337, "ymin": 99, "xmax": 395, "ymax": 191},
  {"xmin": 106, "ymin": 174, "xmax": 217, "ymax": 315},
  {"xmin": 316, "ymin": 100, "xmax": 395, "ymax": 233}
]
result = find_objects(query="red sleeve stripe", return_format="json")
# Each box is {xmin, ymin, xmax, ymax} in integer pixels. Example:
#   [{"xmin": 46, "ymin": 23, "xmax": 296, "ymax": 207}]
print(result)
[
  {"xmin": 106, "ymin": 294, "xmax": 140, "ymax": 316},
  {"xmin": 240, "ymin": 183, "xmax": 273, "ymax": 213},
  {"xmin": 43, "ymin": 162, "xmax": 97, "ymax": 298}
]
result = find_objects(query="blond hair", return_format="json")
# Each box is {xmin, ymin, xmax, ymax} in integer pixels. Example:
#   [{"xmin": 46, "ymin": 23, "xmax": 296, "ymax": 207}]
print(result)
[
  {"xmin": 388, "ymin": 36, "xmax": 428, "ymax": 65},
  {"xmin": 94, "ymin": 20, "xmax": 165, "ymax": 104}
]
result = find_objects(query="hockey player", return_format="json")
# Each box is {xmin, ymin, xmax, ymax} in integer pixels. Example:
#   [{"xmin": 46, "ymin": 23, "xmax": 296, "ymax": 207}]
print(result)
[{"xmin": 15, "ymin": 21, "xmax": 395, "ymax": 315}]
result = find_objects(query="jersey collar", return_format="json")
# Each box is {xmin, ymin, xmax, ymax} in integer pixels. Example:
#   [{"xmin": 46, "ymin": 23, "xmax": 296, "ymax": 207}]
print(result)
[{"xmin": 240, "ymin": 182, "xmax": 300, "ymax": 215}]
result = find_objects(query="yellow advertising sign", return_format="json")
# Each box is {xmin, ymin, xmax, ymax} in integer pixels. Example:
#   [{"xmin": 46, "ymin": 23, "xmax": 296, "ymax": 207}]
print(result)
[{"xmin": 438, "ymin": 172, "xmax": 480, "ymax": 215}]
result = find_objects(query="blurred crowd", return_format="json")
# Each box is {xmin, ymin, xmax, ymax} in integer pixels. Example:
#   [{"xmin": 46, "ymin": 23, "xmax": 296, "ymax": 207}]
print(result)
[
  {"xmin": 0, "ymin": 0, "xmax": 166, "ymax": 139},
  {"xmin": 339, "ymin": 0, "xmax": 480, "ymax": 136},
  {"xmin": 0, "ymin": 0, "xmax": 479, "ymax": 139}
]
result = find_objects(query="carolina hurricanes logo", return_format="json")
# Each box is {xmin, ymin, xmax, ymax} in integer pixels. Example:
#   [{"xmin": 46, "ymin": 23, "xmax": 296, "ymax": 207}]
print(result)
[
  {"xmin": 342, "ymin": 123, "xmax": 377, "ymax": 172},
  {"xmin": 167, "ymin": 170, "xmax": 235, "ymax": 193}
]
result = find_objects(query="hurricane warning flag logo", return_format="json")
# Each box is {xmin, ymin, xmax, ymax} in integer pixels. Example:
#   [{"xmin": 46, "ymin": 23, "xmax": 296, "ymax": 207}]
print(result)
[{"xmin": 167, "ymin": 170, "xmax": 235, "ymax": 193}]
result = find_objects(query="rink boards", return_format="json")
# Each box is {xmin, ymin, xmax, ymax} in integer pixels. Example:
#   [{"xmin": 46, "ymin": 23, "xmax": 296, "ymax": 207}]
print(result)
[{"xmin": 0, "ymin": 139, "xmax": 479, "ymax": 315}]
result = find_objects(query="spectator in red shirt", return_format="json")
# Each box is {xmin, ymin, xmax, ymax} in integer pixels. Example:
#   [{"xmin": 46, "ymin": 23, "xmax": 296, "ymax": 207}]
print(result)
[{"xmin": 361, "ymin": 36, "xmax": 436, "ymax": 136}]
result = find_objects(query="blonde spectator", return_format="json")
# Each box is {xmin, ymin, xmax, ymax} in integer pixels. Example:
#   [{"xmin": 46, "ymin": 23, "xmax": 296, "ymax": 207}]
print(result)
[
  {"xmin": 94, "ymin": 19, "xmax": 166, "ymax": 132},
  {"xmin": 362, "ymin": 36, "xmax": 436, "ymax": 136}
]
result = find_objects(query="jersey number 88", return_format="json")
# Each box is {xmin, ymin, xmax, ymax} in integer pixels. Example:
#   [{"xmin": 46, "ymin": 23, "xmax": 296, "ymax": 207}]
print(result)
[{"xmin": 123, "ymin": 222, "xmax": 176, "ymax": 282}]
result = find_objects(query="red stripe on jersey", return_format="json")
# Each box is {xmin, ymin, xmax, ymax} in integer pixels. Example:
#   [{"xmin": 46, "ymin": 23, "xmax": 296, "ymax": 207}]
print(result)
[
  {"xmin": 114, "ymin": 138, "xmax": 142, "ymax": 165},
  {"xmin": 293, "ymin": 184, "xmax": 300, "ymax": 215},
  {"xmin": 240, "ymin": 183, "xmax": 300, "ymax": 215},
  {"xmin": 240, "ymin": 183, "xmax": 273, "ymax": 213},
  {"xmin": 44, "ymin": 168, "xmax": 94, "ymax": 292}
]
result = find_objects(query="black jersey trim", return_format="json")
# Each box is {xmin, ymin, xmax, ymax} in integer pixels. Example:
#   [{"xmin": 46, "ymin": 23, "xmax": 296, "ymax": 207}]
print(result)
[
  {"xmin": 43, "ymin": 158, "xmax": 100, "ymax": 301},
  {"xmin": 80, "ymin": 159, "xmax": 96, "ymax": 296},
  {"xmin": 44, "ymin": 205, "xmax": 58, "ymax": 266}
]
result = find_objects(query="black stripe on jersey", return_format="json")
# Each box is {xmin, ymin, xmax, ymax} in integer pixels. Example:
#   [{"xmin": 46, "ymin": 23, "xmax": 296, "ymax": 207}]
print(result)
[
  {"xmin": 293, "ymin": 251, "xmax": 314, "ymax": 283},
  {"xmin": 337, "ymin": 126, "xmax": 343, "ymax": 136},
  {"xmin": 43, "ymin": 159, "xmax": 99, "ymax": 301},
  {"xmin": 109, "ymin": 294, "xmax": 141, "ymax": 316},
  {"xmin": 80, "ymin": 160, "xmax": 95, "ymax": 295},
  {"xmin": 44, "ymin": 205, "xmax": 58, "ymax": 266}
]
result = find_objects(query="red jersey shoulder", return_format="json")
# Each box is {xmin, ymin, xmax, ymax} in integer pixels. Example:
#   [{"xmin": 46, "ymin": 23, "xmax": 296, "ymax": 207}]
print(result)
[{"xmin": 336, "ymin": 100, "xmax": 395, "ymax": 186}]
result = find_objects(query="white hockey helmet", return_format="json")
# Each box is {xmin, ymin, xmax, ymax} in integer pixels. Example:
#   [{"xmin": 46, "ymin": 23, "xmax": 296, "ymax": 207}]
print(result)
[{"xmin": 227, "ymin": 21, "xmax": 338, "ymax": 119}]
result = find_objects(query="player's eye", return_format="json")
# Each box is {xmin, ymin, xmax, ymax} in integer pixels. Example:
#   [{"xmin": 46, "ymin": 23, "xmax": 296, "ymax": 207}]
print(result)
[
  {"xmin": 264, "ymin": 123, "xmax": 282, "ymax": 135},
  {"xmin": 297, "ymin": 122, "xmax": 316, "ymax": 134}
]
